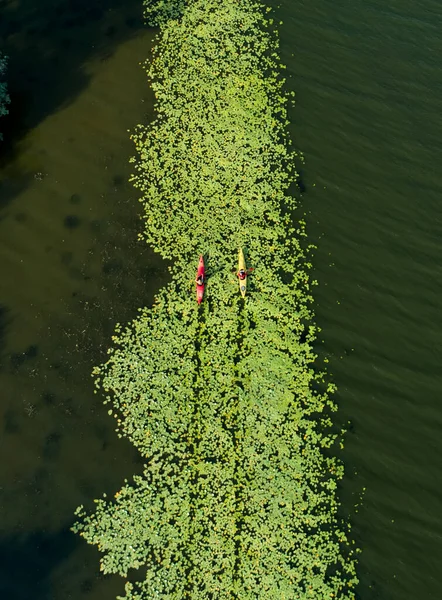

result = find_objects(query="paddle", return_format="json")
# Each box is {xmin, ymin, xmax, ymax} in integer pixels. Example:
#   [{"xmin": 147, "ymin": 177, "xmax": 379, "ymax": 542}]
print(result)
[{"xmin": 231, "ymin": 267, "xmax": 254, "ymax": 275}]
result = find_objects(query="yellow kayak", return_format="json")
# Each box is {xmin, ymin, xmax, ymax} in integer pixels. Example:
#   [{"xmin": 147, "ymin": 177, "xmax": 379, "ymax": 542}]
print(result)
[{"xmin": 238, "ymin": 248, "xmax": 247, "ymax": 297}]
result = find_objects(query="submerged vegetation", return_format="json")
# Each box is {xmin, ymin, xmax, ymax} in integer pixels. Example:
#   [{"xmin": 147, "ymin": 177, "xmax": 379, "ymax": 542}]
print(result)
[
  {"xmin": 73, "ymin": 0, "xmax": 359, "ymax": 598},
  {"xmin": 0, "ymin": 52, "xmax": 10, "ymax": 140}
]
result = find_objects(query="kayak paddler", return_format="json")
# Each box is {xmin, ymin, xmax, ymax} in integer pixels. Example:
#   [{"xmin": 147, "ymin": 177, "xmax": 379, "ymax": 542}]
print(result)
[
  {"xmin": 238, "ymin": 269, "xmax": 247, "ymax": 280},
  {"xmin": 196, "ymin": 274, "xmax": 204, "ymax": 286}
]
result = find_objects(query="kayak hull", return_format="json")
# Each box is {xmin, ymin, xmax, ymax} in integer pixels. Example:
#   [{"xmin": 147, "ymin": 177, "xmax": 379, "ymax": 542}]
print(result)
[
  {"xmin": 196, "ymin": 255, "xmax": 205, "ymax": 304},
  {"xmin": 238, "ymin": 248, "xmax": 246, "ymax": 298}
]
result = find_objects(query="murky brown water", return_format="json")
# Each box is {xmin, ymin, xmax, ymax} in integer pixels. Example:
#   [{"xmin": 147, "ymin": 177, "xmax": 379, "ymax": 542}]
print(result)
[{"xmin": 0, "ymin": 1, "xmax": 169, "ymax": 598}]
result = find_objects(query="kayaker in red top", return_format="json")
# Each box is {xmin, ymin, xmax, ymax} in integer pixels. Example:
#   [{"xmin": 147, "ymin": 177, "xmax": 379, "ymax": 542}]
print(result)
[{"xmin": 238, "ymin": 269, "xmax": 246, "ymax": 280}]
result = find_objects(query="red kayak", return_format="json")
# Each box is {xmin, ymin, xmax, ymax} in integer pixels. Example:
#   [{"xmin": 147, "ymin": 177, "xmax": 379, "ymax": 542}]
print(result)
[{"xmin": 196, "ymin": 255, "xmax": 205, "ymax": 304}]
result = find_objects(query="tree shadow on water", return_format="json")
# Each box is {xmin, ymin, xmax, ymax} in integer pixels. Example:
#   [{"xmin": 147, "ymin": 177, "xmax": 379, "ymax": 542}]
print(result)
[
  {"xmin": 0, "ymin": 528, "xmax": 78, "ymax": 600},
  {"xmin": 0, "ymin": 304, "xmax": 11, "ymax": 363},
  {"xmin": 0, "ymin": 0, "xmax": 150, "ymax": 200}
]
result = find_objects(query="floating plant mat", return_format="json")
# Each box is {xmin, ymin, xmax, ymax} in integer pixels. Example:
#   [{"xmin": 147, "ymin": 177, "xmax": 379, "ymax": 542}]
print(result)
[{"xmin": 73, "ymin": 0, "xmax": 359, "ymax": 598}]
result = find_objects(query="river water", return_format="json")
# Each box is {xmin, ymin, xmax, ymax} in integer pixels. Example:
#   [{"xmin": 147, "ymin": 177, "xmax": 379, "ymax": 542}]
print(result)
[{"xmin": 0, "ymin": 0, "xmax": 441, "ymax": 599}]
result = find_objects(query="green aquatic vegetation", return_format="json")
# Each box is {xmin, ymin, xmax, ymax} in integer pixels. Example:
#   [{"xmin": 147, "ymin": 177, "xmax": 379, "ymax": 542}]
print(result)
[
  {"xmin": 143, "ymin": 0, "xmax": 187, "ymax": 26},
  {"xmin": 0, "ymin": 52, "xmax": 10, "ymax": 140},
  {"xmin": 73, "ymin": 0, "xmax": 359, "ymax": 598}
]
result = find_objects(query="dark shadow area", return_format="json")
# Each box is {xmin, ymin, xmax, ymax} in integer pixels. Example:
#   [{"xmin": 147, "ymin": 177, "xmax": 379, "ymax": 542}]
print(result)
[
  {"xmin": 295, "ymin": 167, "xmax": 306, "ymax": 193},
  {"xmin": 0, "ymin": 304, "xmax": 11, "ymax": 364},
  {"xmin": 9, "ymin": 342, "xmax": 39, "ymax": 371},
  {"xmin": 0, "ymin": 0, "xmax": 149, "ymax": 199},
  {"xmin": 0, "ymin": 529, "xmax": 78, "ymax": 600},
  {"xmin": 64, "ymin": 214, "xmax": 81, "ymax": 230}
]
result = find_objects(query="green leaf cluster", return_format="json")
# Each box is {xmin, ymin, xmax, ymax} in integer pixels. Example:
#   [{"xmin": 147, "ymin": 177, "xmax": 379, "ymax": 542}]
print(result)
[
  {"xmin": 73, "ymin": 1, "xmax": 359, "ymax": 599},
  {"xmin": 143, "ymin": 0, "xmax": 187, "ymax": 27}
]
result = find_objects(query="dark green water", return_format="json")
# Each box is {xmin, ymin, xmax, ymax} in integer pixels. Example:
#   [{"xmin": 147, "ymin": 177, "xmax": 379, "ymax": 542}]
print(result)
[
  {"xmin": 0, "ymin": 0, "xmax": 441, "ymax": 599},
  {"xmin": 279, "ymin": 1, "xmax": 442, "ymax": 598}
]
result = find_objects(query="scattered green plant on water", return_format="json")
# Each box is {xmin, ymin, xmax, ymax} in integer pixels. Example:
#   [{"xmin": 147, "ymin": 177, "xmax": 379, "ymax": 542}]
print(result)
[
  {"xmin": 143, "ymin": 0, "xmax": 187, "ymax": 26},
  {"xmin": 0, "ymin": 52, "xmax": 10, "ymax": 140},
  {"xmin": 73, "ymin": 0, "xmax": 359, "ymax": 598}
]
